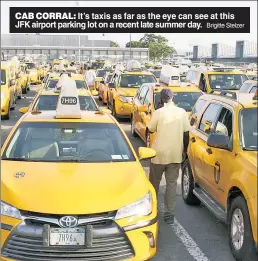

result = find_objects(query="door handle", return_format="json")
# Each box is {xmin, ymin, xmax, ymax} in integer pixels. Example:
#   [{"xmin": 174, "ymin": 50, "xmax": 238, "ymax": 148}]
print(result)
[
  {"xmin": 190, "ymin": 137, "xmax": 196, "ymax": 142},
  {"xmin": 206, "ymin": 148, "xmax": 212, "ymax": 154},
  {"xmin": 215, "ymin": 161, "xmax": 220, "ymax": 170}
]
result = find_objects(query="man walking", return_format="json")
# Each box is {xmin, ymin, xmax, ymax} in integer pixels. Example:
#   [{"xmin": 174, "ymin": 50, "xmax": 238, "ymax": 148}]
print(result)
[
  {"xmin": 148, "ymin": 88, "xmax": 190, "ymax": 224},
  {"xmin": 85, "ymin": 67, "xmax": 96, "ymax": 92}
]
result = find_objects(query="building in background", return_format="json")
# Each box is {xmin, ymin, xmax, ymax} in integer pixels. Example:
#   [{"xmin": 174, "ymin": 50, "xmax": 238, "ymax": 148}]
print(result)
[{"xmin": 1, "ymin": 34, "xmax": 149, "ymax": 62}]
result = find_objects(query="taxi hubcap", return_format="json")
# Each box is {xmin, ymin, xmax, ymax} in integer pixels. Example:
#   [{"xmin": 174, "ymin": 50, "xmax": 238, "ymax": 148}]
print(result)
[
  {"xmin": 231, "ymin": 208, "xmax": 244, "ymax": 250},
  {"xmin": 183, "ymin": 167, "xmax": 190, "ymax": 197}
]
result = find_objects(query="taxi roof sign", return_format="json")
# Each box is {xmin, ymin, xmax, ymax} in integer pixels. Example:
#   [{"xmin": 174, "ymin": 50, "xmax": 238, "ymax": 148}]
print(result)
[
  {"xmin": 126, "ymin": 60, "xmax": 141, "ymax": 71},
  {"xmin": 55, "ymin": 75, "xmax": 81, "ymax": 119},
  {"xmin": 160, "ymin": 65, "xmax": 181, "ymax": 85}
]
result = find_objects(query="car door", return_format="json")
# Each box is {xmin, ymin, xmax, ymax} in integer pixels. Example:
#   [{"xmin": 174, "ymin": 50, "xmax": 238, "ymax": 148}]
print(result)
[
  {"xmin": 192, "ymin": 103, "xmax": 222, "ymax": 193},
  {"xmin": 132, "ymin": 84, "xmax": 144, "ymax": 130},
  {"xmin": 207, "ymin": 105, "xmax": 235, "ymax": 205}
]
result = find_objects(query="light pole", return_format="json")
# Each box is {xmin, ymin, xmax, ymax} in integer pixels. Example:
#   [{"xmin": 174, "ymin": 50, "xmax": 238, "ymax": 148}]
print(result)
[
  {"xmin": 129, "ymin": 33, "xmax": 132, "ymax": 59},
  {"xmin": 76, "ymin": 2, "xmax": 81, "ymax": 62}
]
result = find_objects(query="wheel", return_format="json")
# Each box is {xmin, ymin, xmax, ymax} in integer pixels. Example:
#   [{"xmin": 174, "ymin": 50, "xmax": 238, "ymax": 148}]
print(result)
[
  {"xmin": 98, "ymin": 95, "xmax": 101, "ymax": 101},
  {"xmin": 131, "ymin": 115, "xmax": 137, "ymax": 137},
  {"xmin": 2, "ymin": 102, "xmax": 10, "ymax": 120},
  {"xmin": 146, "ymin": 130, "xmax": 151, "ymax": 147},
  {"xmin": 181, "ymin": 159, "xmax": 201, "ymax": 205},
  {"xmin": 228, "ymin": 196, "xmax": 257, "ymax": 261}
]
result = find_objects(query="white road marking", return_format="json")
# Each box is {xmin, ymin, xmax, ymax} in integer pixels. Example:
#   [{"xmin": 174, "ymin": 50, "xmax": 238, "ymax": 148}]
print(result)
[
  {"xmin": 171, "ymin": 219, "xmax": 210, "ymax": 261},
  {"xmin": 1, "ymin": 125, "xmax": 14, "ymax": 130}
]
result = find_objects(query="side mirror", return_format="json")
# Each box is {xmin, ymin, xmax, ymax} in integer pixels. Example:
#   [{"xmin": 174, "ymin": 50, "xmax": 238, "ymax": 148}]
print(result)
[
  {"xmin": 190, "ymin": 115, "xmax": 197, "ymax": 126},
  {"xmin": 138, "ymin": 105, "xmax": 148, "ymax": 112},
  {"xmin": 100, "ymin": 80, "xmax": 104, "ymax": 84},
  {"xmin": 101, "ymin": 108, "xmax": 111, "ymax": 114},
  {"xmin": 138, "ymin": 147, "xmax": 156, "ymax": 161},
  {"xmin": 10, "ymin": 79, "xmax": 15, "ymax": 86},
  {"xmin": 207, "ymin": 133, "xmax": 229, "ymax": 150},
  {"xmin": 91, "ymin": 90, "xmax": 98, "ymax": 96},
  {"xmin": 108, "ymin": 82, "xmax": 115, "ymax": 89},
  {"xmin": 19, "ymin": 107, "xmax": 29, "ymax": 114}
]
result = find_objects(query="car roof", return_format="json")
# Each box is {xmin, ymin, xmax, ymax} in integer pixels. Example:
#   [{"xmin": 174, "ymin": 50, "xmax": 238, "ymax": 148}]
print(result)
[
  {"xmin": 201, "ymin": 92, "xmax": 258, "ymax": 109},
  {"xmin": 21, "ymin": 111, "xmax": 115, "ymax": 123}
]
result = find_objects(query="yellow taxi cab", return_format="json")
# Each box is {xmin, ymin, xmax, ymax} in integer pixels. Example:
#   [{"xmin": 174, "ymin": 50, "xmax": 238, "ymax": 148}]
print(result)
[
  {"xmin": 246, "ymin": 69, "xmax": 258, "ymax": 81},
  {"xmin": 107, "ymin": 60, "xmax": 157, "ymax": 119},
  {"xmin": 184, "ymin": 67, "xmax": 249, "ymax": 93},
  {"xmin": 20, "ymin": 63, "xmax": 31, "ymax": 94},
  {"xmin": 98, "ymin": 71, "xmax": 113, "ymax": 104},
  {"xmin": 239, "ymin": 80, "xmax": 257, "ymax": 94},
  {"xmin": 182, "ymin": 90, "xmax": 257, "ymax": 261},
  {"xmin": 95, "ymin": 68, "xmax": 113, "ymax": 91},
  {"xmin": 25, "ymin": 61, "xmax": 41, "ymax": 84},
  {"xmin": 10, "ymin": 56, "xmax": 23, "ymax": 100},
  {"xmin": 1, "ymin": 62, "xmax": 16, "ymax": 119},
  {"xmin": 131, "ymin": 83, "xmax": 202, "ymax": 147},
  {"xmin": 91, "ymin": 59, "xmax": 105, "ymax": 70},
  {"xmin": 150, "ymin": 66, "xmax": 161, "ymax": 82},
  {"xmin": 1, "ymin": 76, "xmax": 158, "ymax": 261}
]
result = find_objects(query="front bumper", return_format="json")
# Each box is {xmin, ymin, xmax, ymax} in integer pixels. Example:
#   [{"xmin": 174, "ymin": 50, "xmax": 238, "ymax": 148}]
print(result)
[{"xmin": 1, "ymin": 213, "xmax": 158, "ymax": 261}]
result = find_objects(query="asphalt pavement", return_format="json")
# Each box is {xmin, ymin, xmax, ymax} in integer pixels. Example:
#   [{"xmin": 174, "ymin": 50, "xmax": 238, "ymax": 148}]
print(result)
[{"xmin": 1, "ymin": 85, "xmax": 236, "ymax": 261}]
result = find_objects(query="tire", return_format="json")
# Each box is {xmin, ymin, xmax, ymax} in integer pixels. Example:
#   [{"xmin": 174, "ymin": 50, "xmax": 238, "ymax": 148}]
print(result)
[
  {"xmin": 228, "ymin": 196, "xmax": 257, "ymax": 261},
  {"xmin": 2, "ymin": 102, "xmax": 10, "ymax": 120},
  {"xmin": 98, "ymin": 95, "xmax": 101, "ymax": 101},
  {"xmin": 22, "ymin": 87, "xmax": 27, "ymax": 94},
  {"xmin": 131, "ymin": 115, "xmax": 137, "ymax": 137},
  {"xmin": 181, "ymin": 159, "xmax": 201, "ymax": 205}
]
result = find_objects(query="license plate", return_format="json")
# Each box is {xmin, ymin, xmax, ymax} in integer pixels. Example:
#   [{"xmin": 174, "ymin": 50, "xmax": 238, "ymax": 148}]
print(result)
[{"xmin": 50, "ymin": 227, "xmax": 85, "ymax": 246}]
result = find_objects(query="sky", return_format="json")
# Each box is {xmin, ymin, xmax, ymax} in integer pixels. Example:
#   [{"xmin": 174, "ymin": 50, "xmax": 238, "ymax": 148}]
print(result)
[{"xmin": 1, "ymin": 1, "xmax": 257, "ymax": 53}]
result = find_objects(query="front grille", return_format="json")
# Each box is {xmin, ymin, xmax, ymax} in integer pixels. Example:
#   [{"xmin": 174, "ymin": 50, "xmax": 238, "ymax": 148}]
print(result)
[{"xmin": 2, "ymin": 215, "xmax": 134, "ymax": 261}]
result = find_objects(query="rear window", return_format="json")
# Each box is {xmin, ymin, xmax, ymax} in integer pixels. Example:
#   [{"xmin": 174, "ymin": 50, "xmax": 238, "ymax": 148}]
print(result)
[
  {"xmin": 33, "ymin": 95, "xmax": 97, "ymax": 111},
  {"xmin": 152, "ymin": 71, "xmax": 161, "ymax": 78},
  {"xmin": 26, "ymin": 63, "xmax": 36, "ymax": 69},
  {"xmin": 154, "ymin": 92, "xmax": 203, "ymax": 111},
  {"xmin": 119, "ymin": 74, "xmax": 156, "ymax": 88}
]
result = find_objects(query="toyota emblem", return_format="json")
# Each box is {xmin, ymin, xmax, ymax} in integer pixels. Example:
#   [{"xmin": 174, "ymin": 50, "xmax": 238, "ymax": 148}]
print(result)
[{"xmin": 59, "ymin": 216, "xmax": 78, "ymax": 228}]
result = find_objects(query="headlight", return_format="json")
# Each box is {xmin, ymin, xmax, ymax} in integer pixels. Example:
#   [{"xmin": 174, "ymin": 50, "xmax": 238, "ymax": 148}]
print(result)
[
  {"xmin": 1, "ymin": 201, "xmax": 22, "ymax": 219},
  {"xmin": 115, "ymin": 192, "xmax": 152, "ymax": 220}
]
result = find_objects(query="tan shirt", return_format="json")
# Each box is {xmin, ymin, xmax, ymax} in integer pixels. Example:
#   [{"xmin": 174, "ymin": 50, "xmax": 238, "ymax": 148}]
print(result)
[{"xmin": 148, "ymin": 101, "xmax": 190, "ymax": 164}]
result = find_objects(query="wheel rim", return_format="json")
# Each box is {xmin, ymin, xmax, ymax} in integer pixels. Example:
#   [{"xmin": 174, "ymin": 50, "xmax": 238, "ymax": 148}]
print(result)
[
  {"xmin": 231, "ymin": 208, "xmax": 245, "ymax": 251},
  {"xmin": 183, "ymin": 166, "xmax": 190, "ymax": 197}
]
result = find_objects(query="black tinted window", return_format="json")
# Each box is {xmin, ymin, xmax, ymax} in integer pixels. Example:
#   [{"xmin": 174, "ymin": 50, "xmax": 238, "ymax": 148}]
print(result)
[
  {"xmin": 1, "ymin": 69, "xmax": 6, "ymax": 85},
  {"xmin": 198, "ymin": 103, "xmax": 221, "ymax": 135}
]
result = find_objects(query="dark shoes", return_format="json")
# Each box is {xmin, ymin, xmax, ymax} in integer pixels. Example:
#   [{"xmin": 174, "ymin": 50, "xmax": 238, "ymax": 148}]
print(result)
[{"xmin": 164, "ymin": 213, "xmax": 174, "ymax": 224}]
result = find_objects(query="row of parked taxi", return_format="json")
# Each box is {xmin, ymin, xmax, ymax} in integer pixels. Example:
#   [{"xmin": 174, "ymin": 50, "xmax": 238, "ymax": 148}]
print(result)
[{"xmin": 1, "ymin": 58, "xmax": 257, "ymax": 261}]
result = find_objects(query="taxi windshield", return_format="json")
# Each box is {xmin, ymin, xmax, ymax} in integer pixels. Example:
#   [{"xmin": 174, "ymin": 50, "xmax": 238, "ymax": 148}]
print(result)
[
  {"xmin": 119, "ymin": 74, "xmax": 156, "ymax": 88},
  {"xmin": 152, "ymin": 71, "xmax": 161, "ymax": 78},
  {"xmin": 92, "ymin": 62, "xmax": 104, "ymax": 70},
  {"xmin": 96, "ymin": 70, "xmax": 110, "ymax": 77},
  {"xmin": 154, "ymin": 92, "xmax": 203, "ymax": 111},
  {"xmin": 208, "ymin": 74, "xmax": 248, "ymax": 90},
  {"xmin": 1, "ymin": 69, "xmax": 6, "ymax": 85},
  {"xmin": 25, "ymin": 63, "xmax": 36, "ymax": 69},
  {"xmin": 2, "ymin": 122, "xmax": 135, "ymax": 162},
  {"xmin": 239, "ymin": 108, "xmax": 257, "ymax": 151},
  {"xmin": 33, "ymin": 95, "xmax": 98, "ymax": 111}
]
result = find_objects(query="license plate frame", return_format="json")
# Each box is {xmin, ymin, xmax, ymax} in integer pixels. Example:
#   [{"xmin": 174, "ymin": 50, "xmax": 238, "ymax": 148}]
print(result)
[{"xmin": 49, "ymin": 227, "xmax": 85, "ymax": 246}]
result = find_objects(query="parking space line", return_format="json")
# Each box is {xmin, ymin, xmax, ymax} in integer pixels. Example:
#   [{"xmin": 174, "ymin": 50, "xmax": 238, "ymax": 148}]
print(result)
[{"xmin": 171, "ymin": 219, "xmax": 210, "ymax": 261}]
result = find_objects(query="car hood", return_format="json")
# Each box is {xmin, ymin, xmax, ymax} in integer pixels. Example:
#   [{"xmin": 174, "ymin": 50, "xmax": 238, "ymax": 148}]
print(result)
[
  {"xmin": 118, "ymin": 88, "xmax": 138, "ymax": 97},
  {"xmin": 1, "ymin": 161, "xmax": 149, "ymax": 214}
]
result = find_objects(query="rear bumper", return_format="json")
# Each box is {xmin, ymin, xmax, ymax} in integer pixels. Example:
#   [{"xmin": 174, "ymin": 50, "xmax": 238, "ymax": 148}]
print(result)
[{"xmin": 1, "ymin": 216, "xmax": 158, "ymax": 261}]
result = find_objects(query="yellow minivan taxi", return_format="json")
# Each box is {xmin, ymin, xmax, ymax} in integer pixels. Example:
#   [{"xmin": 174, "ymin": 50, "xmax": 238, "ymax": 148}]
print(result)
[
  {"xmin": 1, "ymin": 78, "xmax": 158, "ymax": 261},
  {"xmin": 184, "ymin": 67, "xmax": 249, "ymax": 93},
  {"xmin": 107, "ymin": 71, "xmax": 157, "ymax": 118},
  {"xmin": 1, "ymin": 63, "xmax": 16, "ymax": 120},
  {"xmin": 183, "ymin": 91, "xmax": 257, "ymax": 261},
  {"xmin": 131, "ymin": 83, "xmax": 203, "ymax": 147},
  {"xmin": 25, "ymin": 62, "xmax": 41, "ymax": 84}
]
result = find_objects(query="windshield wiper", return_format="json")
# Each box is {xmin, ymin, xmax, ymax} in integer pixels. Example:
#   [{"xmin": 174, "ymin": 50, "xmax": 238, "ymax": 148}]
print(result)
[{"xmin": 2, "ymin": 158, "xmax": 43, "ymax": 162}]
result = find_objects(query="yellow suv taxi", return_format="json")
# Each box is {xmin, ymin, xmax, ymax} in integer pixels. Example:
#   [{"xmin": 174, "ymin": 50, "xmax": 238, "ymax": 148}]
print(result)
[
  {"xmin": 131, "ymin": 83, "xmax": 203, "ymax": 147},
  {"xmin": 1, "ymin": 76, "xmax": 158, "ymax": 261},
  {"xmin": 182, "ymin": 90, "xmax": 257, "ymax": 260},
  {"xmin": 1, "ymin": 62, "xmax": 17, "ymax": 119},
  {"xmin": 185, "ymin": 67, "xmax": 249, "ymax": 93},
  {"xmin": 25, "ymin": 62, "xmax": 41, "ymax": 84},
  {"xmin": 107, "ymin": 69, "xmax": 157, "ymax": 119},
  {"xmin": 95, "ymin": 68, "xmax": 113, "ymax": 91}
]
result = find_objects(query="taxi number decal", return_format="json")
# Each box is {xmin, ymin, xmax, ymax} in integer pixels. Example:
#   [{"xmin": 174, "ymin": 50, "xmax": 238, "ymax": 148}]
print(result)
[{"xmin": 61, "ymin": 97, "xmax": 77, "ymax": 105}]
